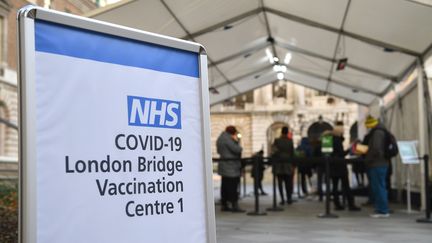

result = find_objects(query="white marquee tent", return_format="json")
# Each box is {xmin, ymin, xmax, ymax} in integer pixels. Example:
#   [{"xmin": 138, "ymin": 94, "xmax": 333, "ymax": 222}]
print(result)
[
  {"xmin": 86, "ymin": 0, "xmax": 432, "ymax": 209},
  {"xmin": 87, "ymin": 0, "xmax": 432, "ymax": 107}
]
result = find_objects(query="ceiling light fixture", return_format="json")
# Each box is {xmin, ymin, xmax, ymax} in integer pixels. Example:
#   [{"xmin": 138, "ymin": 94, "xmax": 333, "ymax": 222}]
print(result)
[
  {"xmin": 336, "ymin": 58, "xmax": 348, "ymax": 71},
  {"xmin": 277, "ymin": 72, "xmax": 285, "ymax": 80},
  {"xmin": 266, "ymin": 50, "xmax": 292, "ymax": 81}
]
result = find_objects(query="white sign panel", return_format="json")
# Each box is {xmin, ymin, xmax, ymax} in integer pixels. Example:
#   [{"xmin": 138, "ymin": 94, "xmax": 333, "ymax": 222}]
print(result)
[
  {"xmin": 18, "ymin": 7, "xmax": 215, "ymax": 243},
  {"xmin": 397, "ymin": 141, "xmax": 420, "ymax": 164}
]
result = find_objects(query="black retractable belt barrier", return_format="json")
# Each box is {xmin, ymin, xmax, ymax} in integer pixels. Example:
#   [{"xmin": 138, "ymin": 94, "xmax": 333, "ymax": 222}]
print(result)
[
  {"xmin": 247, "ymin": 157, "xmax": 267, "ymax": 216},
  {"xmin": 417, "ymin": 154, "xmax": 432, "ymax": 223},
  {"xmin": 267, "ymin": 158, "xmax": 284, "ymax": 212},
  {"xmin": 318, "ymin": 155, "xmax": 338, "ymax": 218}
]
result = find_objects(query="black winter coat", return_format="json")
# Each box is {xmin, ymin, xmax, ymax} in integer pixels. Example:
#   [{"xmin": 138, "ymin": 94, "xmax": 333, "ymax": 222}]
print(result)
[{"xmin": 329, "ymin": 135, "xmax": 348, "ymax": 177}]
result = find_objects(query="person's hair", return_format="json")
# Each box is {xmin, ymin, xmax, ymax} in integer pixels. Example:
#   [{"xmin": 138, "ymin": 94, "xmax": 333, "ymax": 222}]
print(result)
[
  {"xmin": 225, "ymin": 125, "xmax": 237, "ymax": 135},
  {"xmin": 281, "ymin": 126, "xmax": 289, "ymax": 135},
  {"xmin": 335, "ymin": 121, "xmax": 344, "ymax": 126}
]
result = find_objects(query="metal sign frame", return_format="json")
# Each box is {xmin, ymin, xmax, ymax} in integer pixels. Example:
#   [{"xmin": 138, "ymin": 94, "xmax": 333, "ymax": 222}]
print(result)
[
  {"xmin": 18, "ymin": 6, "xmax": 216, "ymax": 243},
  {"xmin": 398, "ymin": 140, "xmax": 420, "ymax": 164}
]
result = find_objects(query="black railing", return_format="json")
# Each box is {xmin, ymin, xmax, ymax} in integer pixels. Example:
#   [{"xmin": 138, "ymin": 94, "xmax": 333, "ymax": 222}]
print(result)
[{"xmin": 213, "ymin": 156, "xmax": 366, "ymax": 217}]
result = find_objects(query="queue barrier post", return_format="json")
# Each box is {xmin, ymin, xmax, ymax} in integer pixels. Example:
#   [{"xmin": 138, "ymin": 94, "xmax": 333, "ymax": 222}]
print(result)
[
  {"xmin": 417, "ymin": 154, "xmax": 432, "ymax": 223},
  {"xmin": 247, "ymin": 157, "xmax": 267, "ymax": 216},
  {"xmin": 318, "ymin": 155, "xmax": 338, "ymax": 219},
  {"xmin": 267, "ymin": 158, "xmax": 284, "ymax": 212},
  {"xmin": 241, "ymin": 163, "xmax": 247, "ymax": 198}
]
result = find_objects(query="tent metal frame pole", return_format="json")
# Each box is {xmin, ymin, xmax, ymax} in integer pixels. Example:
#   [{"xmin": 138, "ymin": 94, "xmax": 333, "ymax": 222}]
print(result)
[
  {"xmin": 175, "ymin": 2, "xmax": 419, "ymax": 101},
  {"xmin": 392, "ymin": 40, "xmax": 432, "ymax": 97},
  {"xmin": 419, "ymin": 57, "xmax": 432, "ymax": 212},
  {"xmin": 213, "ymin": 65, "xmax": 272, "ymax": 89},
  {"xmin": 213, "ymin": 63, "xmax": 381, "ymax": 98},
  {"xmin": 210, "ymin": 40, "xmax": 270, "ymax": 66},
  {"xmin": 260, "ymin": 0, "xmax": 278, "ymax": 59},
  {"xmin": 210, "ymin": 39, "xmax": 396, "ymax": 82},
  {"xmin": 0, "ymin": 117, "xmax": 18, "ymax": 130},
  {"xmin": 382, "ymin": 39, "xmax": 432, "ymax": 96},
  {"xmin": 156, "ymin": 0, "xmax": 432, "ymax": 106},
  {"xmin": 275, "ymin": 40, "xmax": 396, "ymax": 81},
  {"xmin": 186, "ymin": 4, "xmax": 421, "ymax": 58},
  {"xmin": 183, "ymin": 8, "xmax": 262, "ymax": 40},
  {"xmin": 325, "ymin": 0, "xmax": 352, "ymax": 93},
  {"xmin": 184, "ymin": 6, "xmax": 406, "ymax": 82},
  {"xmin": 417, "ymin": 58, "xmax": 427, "ymax": 210},
  {"xmin": 286, "ymin": 66, "xmax": 381, "ymax": 96},
  {"xmin": 212, "ymin": 67, "xmax": 373, "ymax": 106},
  {"xmin": 160, "ymin": 0, "xmax": 240, "ymax": 94},
  {"xmin": 264, "ymin": 7, "xmax": 420, "ymax": 57},
  {"xmin": 421, "ymin": 42, "xmax": 432, "ymax": 61}
]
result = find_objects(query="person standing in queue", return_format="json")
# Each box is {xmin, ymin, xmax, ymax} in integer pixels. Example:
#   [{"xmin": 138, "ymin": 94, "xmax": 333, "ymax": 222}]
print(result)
[
  {"xmin": 326, "ymin": 122, "xmax": 361, "ymax": 211},
  {"xmin": 364, "ymin": 116, "xmax": 390, "ymax": 218},
  {"xmin": 251, "ymin": 150, "xmax": 267, "ymax": 195},
  {"xmin": 296, "ymin": 137, "xmax": 313, "ymax": 197},
  {"xmin": 272, "ymin": 126, "xmax": 294, "ymax": 205},
  {"xmin": 216, "ymin": 125, "xmax": 245, "ymax": 213}
]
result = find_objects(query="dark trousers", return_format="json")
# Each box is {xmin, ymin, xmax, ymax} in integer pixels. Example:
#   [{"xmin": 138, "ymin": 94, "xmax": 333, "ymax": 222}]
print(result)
[
  {"xmin": 369, "ymin": 166, "xmax": 389, "ymax": 214},
  {"xmin": 277, "ymin": 174, "xmax": 292, "ymax": 202},
  {"xmin": 256, "ymin": 179, "xmax": 265, "ymax": 193},
  {"xmin": 354, "ymin": 172, "xmax": 365, "ymax": 186},
  {"xmin": 221, "ymin": 176, "xmax": 240, "ymax": 205},
  {"xmin": 332, "ymin": 174, "xmax": 355, "ymax": 208},
  {"xmin": 317, "ymin": 166, "xmax": 324, "ymax": 201},
  {"xmin": 300, "ymin": 172, "xmax": 310, "ymax": 195}
]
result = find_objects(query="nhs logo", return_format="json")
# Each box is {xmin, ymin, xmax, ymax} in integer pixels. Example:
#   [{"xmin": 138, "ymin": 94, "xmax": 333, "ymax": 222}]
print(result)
[{"xmin": 127, "ymin": 96, "xmax": 181, "ymax": 129}]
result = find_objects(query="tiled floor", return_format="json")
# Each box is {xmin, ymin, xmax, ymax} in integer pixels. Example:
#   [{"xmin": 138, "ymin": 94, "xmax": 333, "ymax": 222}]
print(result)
[{"xmin": 215, "ymin": 189, "xmax": 432, "ymax": 243}]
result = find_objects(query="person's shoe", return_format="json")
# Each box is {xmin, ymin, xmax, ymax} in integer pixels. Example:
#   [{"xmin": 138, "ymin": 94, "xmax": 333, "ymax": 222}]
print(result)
[
  {"xmin": 348, "ymin": 206, "xmax": 361, "ymax": 212},
  {"xmin": 370, "ymin": 213, "xmax": 390, "ymax": 218},
  {"xmin": 260, "ymin": 191, "xmax": 268, "ymax": 196},
  {"xmin": 279, "ymin": 200, "xmax": 285, "ymax": 205},
  {"xmin": 287, "ymin": 199, "xmax": 293, "ymax": 205}
]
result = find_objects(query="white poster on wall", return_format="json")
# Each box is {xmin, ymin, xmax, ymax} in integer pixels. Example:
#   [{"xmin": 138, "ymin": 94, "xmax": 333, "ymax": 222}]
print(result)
[{"xmin": 19, "ymin": 8, "xmax": 214, "ymax": 243}]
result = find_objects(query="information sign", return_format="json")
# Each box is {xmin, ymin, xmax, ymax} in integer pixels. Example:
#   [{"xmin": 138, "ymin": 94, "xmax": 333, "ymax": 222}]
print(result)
[
  {"xmin": 18, "ymin": 6, "xmax": 215, "ymax": 243},
  {"xmin": 398, "ymin": 141, "xmax": 420, "ymax": 164},
  {"xmin": 321, "ymin": 134, "xmax": 333, "ymax": 154}
]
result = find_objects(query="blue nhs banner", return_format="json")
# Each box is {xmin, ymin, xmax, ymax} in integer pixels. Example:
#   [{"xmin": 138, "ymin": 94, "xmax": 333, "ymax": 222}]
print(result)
[{"xmin": 127, "ymin": 96, "xmax": 181, "ymax": 129}]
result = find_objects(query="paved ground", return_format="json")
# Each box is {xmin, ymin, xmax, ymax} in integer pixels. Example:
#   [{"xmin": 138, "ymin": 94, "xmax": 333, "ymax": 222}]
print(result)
[{"xmin": 214, "ymin": 187, "xmax": 432, "ymax": 243}]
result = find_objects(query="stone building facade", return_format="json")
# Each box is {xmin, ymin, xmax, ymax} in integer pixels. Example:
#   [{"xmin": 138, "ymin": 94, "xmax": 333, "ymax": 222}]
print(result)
[
  {"xmin": 210, "ymin": 81, "xmax": 359, "ymax": 159},
  {"xmin": 0, "ymin": 0, "xmax": 97, "ymax": 160}
]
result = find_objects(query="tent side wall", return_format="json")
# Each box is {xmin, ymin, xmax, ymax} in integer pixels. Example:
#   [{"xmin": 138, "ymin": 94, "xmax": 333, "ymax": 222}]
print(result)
[
  {"xmin": 377, "ymin": 78, "xmax": 432, "ymax": 207},
  {"xmin": 384, "ymin": 86, "xmax": 421, "ymax": 201}
]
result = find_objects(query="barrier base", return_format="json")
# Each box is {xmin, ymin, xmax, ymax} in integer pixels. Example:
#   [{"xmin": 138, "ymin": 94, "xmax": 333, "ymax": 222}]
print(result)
[
  {"xmin": 266, "ymin": 206, "xmax": 284, "ymax": 212},
  {"xmin": 247, "ymin": 211, "xmax": 267, "ymax": 216},
  {"xmin": 416, "ymin": 218, "xmax": 432, "ymax": 223},
  {"xmin": 317, "ymin": 213, "xmax": 338, "ymax": 218}
]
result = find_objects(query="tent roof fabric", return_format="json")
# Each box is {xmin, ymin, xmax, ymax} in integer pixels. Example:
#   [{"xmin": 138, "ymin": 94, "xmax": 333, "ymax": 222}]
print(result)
[{"xmin": 88, "ymin": 0, "xmax": 432, "ymax": 106}]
